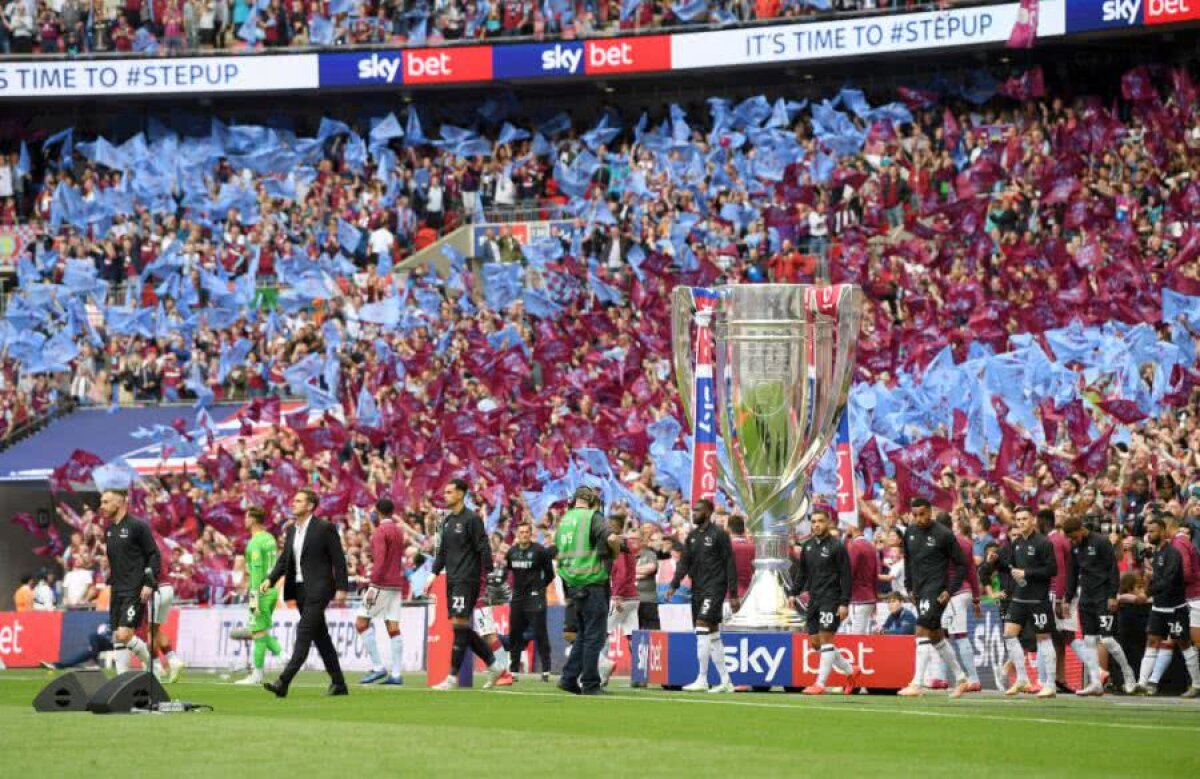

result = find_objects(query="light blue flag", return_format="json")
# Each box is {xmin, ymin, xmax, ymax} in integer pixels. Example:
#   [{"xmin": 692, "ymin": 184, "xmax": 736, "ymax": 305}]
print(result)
[
  {"xmin": 648, "ymin": 416, "xmax": 682, "ymax": 454},
  {"xmin": 92, "ymin": 459, "xmax": 140, "ymax": 491},
  {"xmin": 497, "ymin": 122, "xmax": 530, "ymax": 146},
  {"xmin": 356, "ymin": 384, "xmax": 382, "ymax": 427},
  {"xmin": 330, "ymin": 0, "xmax": 352, "ymax": 14},
  {"xmin": 360, "ymin": 295, "xmax": 403, "ymax": 324},
  {"xmin": 304, "ymin": 380, "xmax": 340, "ymax": 412},
  {"xmin": 1163, "ymin": 289, "xmax": 1200, "ymax": 329},
  {"xmin": 404, "ymin": 109, "xmax": 428, "ymax": 147},
  {"xmin": 16, "ymin": 141, "xmax": 30, "ymax": 178},
  {"xmin": 337, "ymin": 219, "xmax": 362, "ymax": 253},
  {"xmin": 310, "ymin": 14, "xmax": 334, "ymax": 45},
  {"xmin": 587, "ymin": 272, "xmax": 623, "ymax": 304},
  {"xmin": 369, "ymin": 113, "xmax": 404, "ymax": 145},
  {"xmin": 523, "ymin": 287, "xmax": 563, "ymax": 319},
  {"xmin": 237, "ymin": 10, "xmax": 260, "ymax": 42},
  {"xmin": 672, "ymin": 0, "xmax": 708, "ymax": 21},
  {"xmin": 620, "ymin": 0, "xmax": 641, "ymax": 20},
  {"xmin": 482, "ymin": 263, "xmax": 523, "ymax": 311}
]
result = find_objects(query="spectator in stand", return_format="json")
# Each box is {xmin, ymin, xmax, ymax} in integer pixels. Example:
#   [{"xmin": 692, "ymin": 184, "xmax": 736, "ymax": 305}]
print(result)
[
  {"xmin": 728, "ymin": 515, "xmax": 754, "ymax": 600},
  {"xmin": 62, "ymin": 556, "xmax": 96, "ymax": 608},
  {"xmin": 33, "ymin": 569, "xmax": 58, "ymax": 610},
  {"xmin": 13, "ymin": 574, "xmax": 35, "ymax": 611},
  {"xmin": 881, "ymin": 591, "xmax": 916, "ymax": 635}
]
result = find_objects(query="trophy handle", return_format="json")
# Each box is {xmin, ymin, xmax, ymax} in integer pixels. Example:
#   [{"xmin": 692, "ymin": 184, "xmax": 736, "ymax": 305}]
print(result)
[{"xmin": 670, "ymin": 286, "xmax": 698, "ymax": 428}]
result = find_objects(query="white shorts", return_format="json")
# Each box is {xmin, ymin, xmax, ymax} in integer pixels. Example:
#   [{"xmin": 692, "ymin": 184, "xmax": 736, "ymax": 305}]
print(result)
[
  {"xmin": 1189, "ymin": 598, "xmax": 1200, "ymax": 626},
  {"xmin": 844, "ymin": 603, "xmax": 875, "ymax": 635},
  {"xmin": 473, "ymin": 605, "xmax": 497, "ymax": 637},
  {"xmin": 151, "ymin": 585, "xmax": 175, "ymax": 625},
  {"xmin": 607, "ymin": 598, "xmax": 640, "ymax": 636},
  {"xmin": 940, "ymin": 591, "xmax": 973, "ymax": 636},
  {"xmin": 355, "ymin": 587, "xmax": 405, "ymax": 623},
  {"xmin": 1054, "ymin": 599, "xmax": 1079, "ymax": 632}
]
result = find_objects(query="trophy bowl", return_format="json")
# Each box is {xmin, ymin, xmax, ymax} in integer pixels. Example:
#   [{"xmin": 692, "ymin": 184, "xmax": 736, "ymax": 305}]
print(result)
[{"xmin": 671, "ymin": 284, "xmax": 862, "ymax": 630}]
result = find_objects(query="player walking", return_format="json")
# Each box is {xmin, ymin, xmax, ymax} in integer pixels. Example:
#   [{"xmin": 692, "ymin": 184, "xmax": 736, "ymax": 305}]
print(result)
[
  {"xmin": 149, "ymin": 532, "xmax": 185, "ymax": 683},
  {"xmin": 897, "ymin": 497, "xmax": 971, "ymax": 699},
  {"xmin": 790, "ymin": 508, "xmax": 858, "ymax": 695},
  {"xmin": 1001, "ymin": 507, "xmax": 1059, "ymax": 699},
  {"xmin": 1134, "ymin": 515, "xmax": 1197, "ymax": 696},
  {"xmin": 1062, "ymin": 516, "xmax": 1135, "ymax": 695},
  {"xmin": 940, "ymin": 515, "xmax": 982, "ymax": 692},
  {"xmin": 101, "ymin": 489, "xmax": 157, "ymax": 674},
  {"xmin": 236, "ymin": 507, "xmax": 283, "ymax": 685},
  {"xmin": 665, "ymin": 499, "xmax": 738, "ymax": 694},
  {"xmin": 506, "ymin": 522, "xmax": 555, "ymax": 681},
  {"xmin": 844, "ymin": 522, "xmax": 878, "ymax": 635},
  {"xmin": 430, "ymin": 479, "xmax": 506, "ymax": 691},
  {"xmin": 356, "ymin": 499, "xmax": 409, "ymax": 686}
]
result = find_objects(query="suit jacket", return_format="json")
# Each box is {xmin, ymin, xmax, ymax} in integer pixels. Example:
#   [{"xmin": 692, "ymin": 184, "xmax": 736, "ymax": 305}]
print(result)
[{"xmin": 267, "ymin": 517, "xmax": 349, "ymax": 604}]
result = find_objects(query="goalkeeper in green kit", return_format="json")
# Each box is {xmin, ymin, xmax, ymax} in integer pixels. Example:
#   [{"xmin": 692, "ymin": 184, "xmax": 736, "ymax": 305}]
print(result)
[{"xmin": 235, "ymin": 507, "xmax": 284, "ymax": 685}]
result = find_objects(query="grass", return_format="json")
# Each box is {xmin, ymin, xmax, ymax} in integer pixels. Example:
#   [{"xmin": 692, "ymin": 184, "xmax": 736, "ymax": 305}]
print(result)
[{"xmin": 2, "ymin": 669, "xmax": 1199, "ymax": 777}]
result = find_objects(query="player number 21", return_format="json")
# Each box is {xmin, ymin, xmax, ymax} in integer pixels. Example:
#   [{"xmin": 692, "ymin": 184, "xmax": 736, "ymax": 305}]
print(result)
[{"xmin": 452, "ymin": 596, "xmax": 465, "ymax": 611}]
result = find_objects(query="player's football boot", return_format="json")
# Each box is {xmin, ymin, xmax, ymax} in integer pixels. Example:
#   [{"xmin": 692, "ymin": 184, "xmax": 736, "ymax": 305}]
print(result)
[
  {"xmin": 168, "ymin": 658, "xmax": 185, "ymax": 684},
  {"xmin": 360, "ymin": 669, "xmax": 388, "ymax": 685},
  {"xmin": 482, "ymin": 660, "xmax": 507, "ymax": 689},
  {"xmin": 382, "ymin": 675, "xmax": 405, "ymax": 686},
  {"xmin": 1004, "ymin": 681, "xmax": 1030, "ymax": 696},
  {"xmin": 708, "ymin": 681, "xmax": 735, "ymax": 694},
  {"xmin": 1075, "ymin": 683, "xmax": 1104, "ymax": 697},
  {"xmin": 1122, "ymin": 681, "xmax": 1138, "ymax": 695},
  {"xmin": 948, "ymin": 680, "xmax": 970, "ymax": 699},
  {"xmin": 494, "ymin": 671, "xmax": 514, "ymax": 687},
  {"xmin": 431, "ymin": 676, "xmax": 457, "ymax": 691},
  {"xmin": 235, "ymin": 670, "xmax": 263, "ymax": 685},
  {"xmin": 897, "ymin": 684, "xmax": 924, "ymax": 697},
  {"xmin": 541, "ymin": 672, "xmax": 551, "ymax": 683},
  {"xmin": 927, "ymin": 679, "xmax": 949, "ymax": 690},
  {"xmin": 1024, "ymin": 683, "xmax": 1043, "ymax": 695},
  {"xmin": 966, "ymin": 681, "xmax": 983, "ymax": 692},
  {"xmin": 1036, "ymin": 685, "xmax": 1057, "ymax": 699},
  {"xmin": 842, "ymin": 667, "xmax": 861, "ymax": 695},
  {"xmin": 1179, "ymin": 686, "xmax": 1200, "ymax": 698},
  {"xmin": 801, "ymin": 684, "xmax": 826, "ymax": 695},
  {"xmin": 682, "ymin": 678, "xmax": 710, "ymax": 692}
]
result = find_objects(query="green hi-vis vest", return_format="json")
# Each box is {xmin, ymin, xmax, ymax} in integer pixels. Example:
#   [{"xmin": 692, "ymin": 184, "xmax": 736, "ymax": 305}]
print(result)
[{"xmin": 555, "ymin": 508, "xmax": 608, "ymax": 588}]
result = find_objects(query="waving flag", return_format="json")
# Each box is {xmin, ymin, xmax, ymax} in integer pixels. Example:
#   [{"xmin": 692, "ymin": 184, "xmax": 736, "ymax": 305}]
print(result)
[
  {"xmin": 688, "ymin": 288, "xmax": 719, "ymax": 504},
  {"xmin": 1007, "ymin": 0, "xmax": 1038, "ymax": 49}
]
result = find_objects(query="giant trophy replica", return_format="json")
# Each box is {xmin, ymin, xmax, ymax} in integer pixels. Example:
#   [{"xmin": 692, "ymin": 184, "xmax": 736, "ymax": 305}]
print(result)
[{"xmin": 671, "ymin": 284, "xmax": 862, "ymax": 630}]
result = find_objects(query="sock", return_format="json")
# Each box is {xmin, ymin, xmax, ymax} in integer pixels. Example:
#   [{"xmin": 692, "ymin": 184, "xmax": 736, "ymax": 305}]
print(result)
[
  {"xmin": 113, "ymin": 644, "xmax": 131, "ymax": 673},
  {"xmin": 928, "ymin": 655, "xmax": 948, "ymax": 686},
  {"xmin": 1138, "ymin": 647, "xmax": 1159, "ymax": 686},
  {"xmin": 710, "ymin": 634, "xmax": 730, "ymax": 684},
  {"xmin": 157, "ymin": 648, "xmax": 170, "ymax": 671},
  {"xmin": 488, "ymin": 637, "xmax": 509, "ymax": 669},
  {"xmin": 254, "ymin": 637, "xmax": 269, "ymax": 670},
  {"xmin": 386, "ymin": 633, "xmax": 403, "ymax": 678},
  {"xmin": 817, "ymin": 645, "xmax": 836, "ymax": 686},
  {"xmin": 1082, "ymin": 636, "xmax": 1103, "ymax": 688},
  {"xmin": 1102, "ymin": 637, "xmax": 1134, "ymax": 682},
  {"xmin": 1183, "ymin": 647, "xmax": 1200, "ymax": 688},
  {"xmin": 1005, "ymin": 637, "xmax": 1029, "ymax": 684},
  {"xmin": 1035, "ymin": 638, "xmax": 1056, "ymax": 687},
  {"xmin": 695, "ymin": 629, "xmax": 711, "ymax": 684},
  {"xmin": 451, "ymin": 627, "xmax": 469, "ymax": 675},
  {"xmin": 954, "ymin": 636, "xmax": 978, "ymax": 684},
  {"xmin": 166, "ymin": 650, "xmax": 177, "ymax": 661},
  {"xmin": 126, "ymin": 637, "xmax": 151, "ymax": 669},
  {"xmin": 264, "ymin": 635, "xmax": 282, "ymax": 656},
  {"xmin": 1151, "ymin": 646, "xmax": 1173, "ymax": 684},
  {"xmin": 362, "ymin": 624, "xmax": 384, "ymax": 671},
  {"xmin": 911, "ymin": 638, "xmax": 931, "ymax": 687},
  {"xmin": 468, "ymin": 631, "xmax": 496, "ymax": 667},
  {"xmin": 933, "ymin": 640, "xmax": 964, "ymax": 684},
  {"xmin": 831, "ymin": 644, "xmax": 853, "ymax": 676},
  {"xmin": 1069, "ymin": 638, "xmax": 1091, "ymax": 685}
]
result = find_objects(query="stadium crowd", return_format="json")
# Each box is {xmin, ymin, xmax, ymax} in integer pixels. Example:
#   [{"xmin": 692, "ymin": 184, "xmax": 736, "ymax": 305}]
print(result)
[
  {"xmin": 4, "ymin": 63, "xmax": 1200, "ymax": 693},
  {"xmin": 0, "ymin": 0, "xmax": 974, "ymax": 56}
]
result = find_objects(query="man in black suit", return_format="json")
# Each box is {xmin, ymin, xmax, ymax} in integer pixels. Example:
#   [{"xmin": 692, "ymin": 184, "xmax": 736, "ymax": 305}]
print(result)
[{"xmin": 261, "ymin": 489, "xmax": 350, "ymax": 698}]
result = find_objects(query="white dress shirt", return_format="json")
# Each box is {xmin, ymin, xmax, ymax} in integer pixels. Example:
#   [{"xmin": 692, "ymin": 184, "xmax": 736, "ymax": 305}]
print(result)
[{"xmin": 292, "ymin": 518, "xmax": 310, "ymax": 584}]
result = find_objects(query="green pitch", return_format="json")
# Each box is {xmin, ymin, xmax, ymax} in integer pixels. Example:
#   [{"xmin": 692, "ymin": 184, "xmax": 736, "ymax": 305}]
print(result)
[{"xmin": 1, "ymin": 670, "xmax": 1198, "ymax": 777}]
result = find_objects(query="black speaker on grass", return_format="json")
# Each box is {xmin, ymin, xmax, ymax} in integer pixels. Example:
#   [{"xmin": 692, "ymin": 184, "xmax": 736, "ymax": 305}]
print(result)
[
  {"xmin": 86, "ymin": 671, "xmax": 169, "ymax": 714},
  {"xmin": 32, "ymin": 669, "xmax": 109, "ymax": 712}
]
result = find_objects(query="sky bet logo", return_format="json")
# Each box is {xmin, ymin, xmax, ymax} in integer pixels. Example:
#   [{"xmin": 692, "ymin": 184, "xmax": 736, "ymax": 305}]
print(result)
[
  {"xmin": 541, "ymin": 43, "xmax": 583, "ymax": 74},
  {"xmin": 356, "ymin": 53, "xmax": 402, "ymax": 83},
  {"xmin": 1102, "ymin": 0, "xmax": 1141, "ymax": 23}
]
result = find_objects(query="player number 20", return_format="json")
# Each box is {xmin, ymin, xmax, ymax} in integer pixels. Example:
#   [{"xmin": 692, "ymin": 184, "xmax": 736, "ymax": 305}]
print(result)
[
  {"xmin": 451, "ymin": 596, "xmax": 466, "ymax": 612},
  {"xmin": 820, "ymin": 612, "xmax": 835, "ymax": 627}
]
